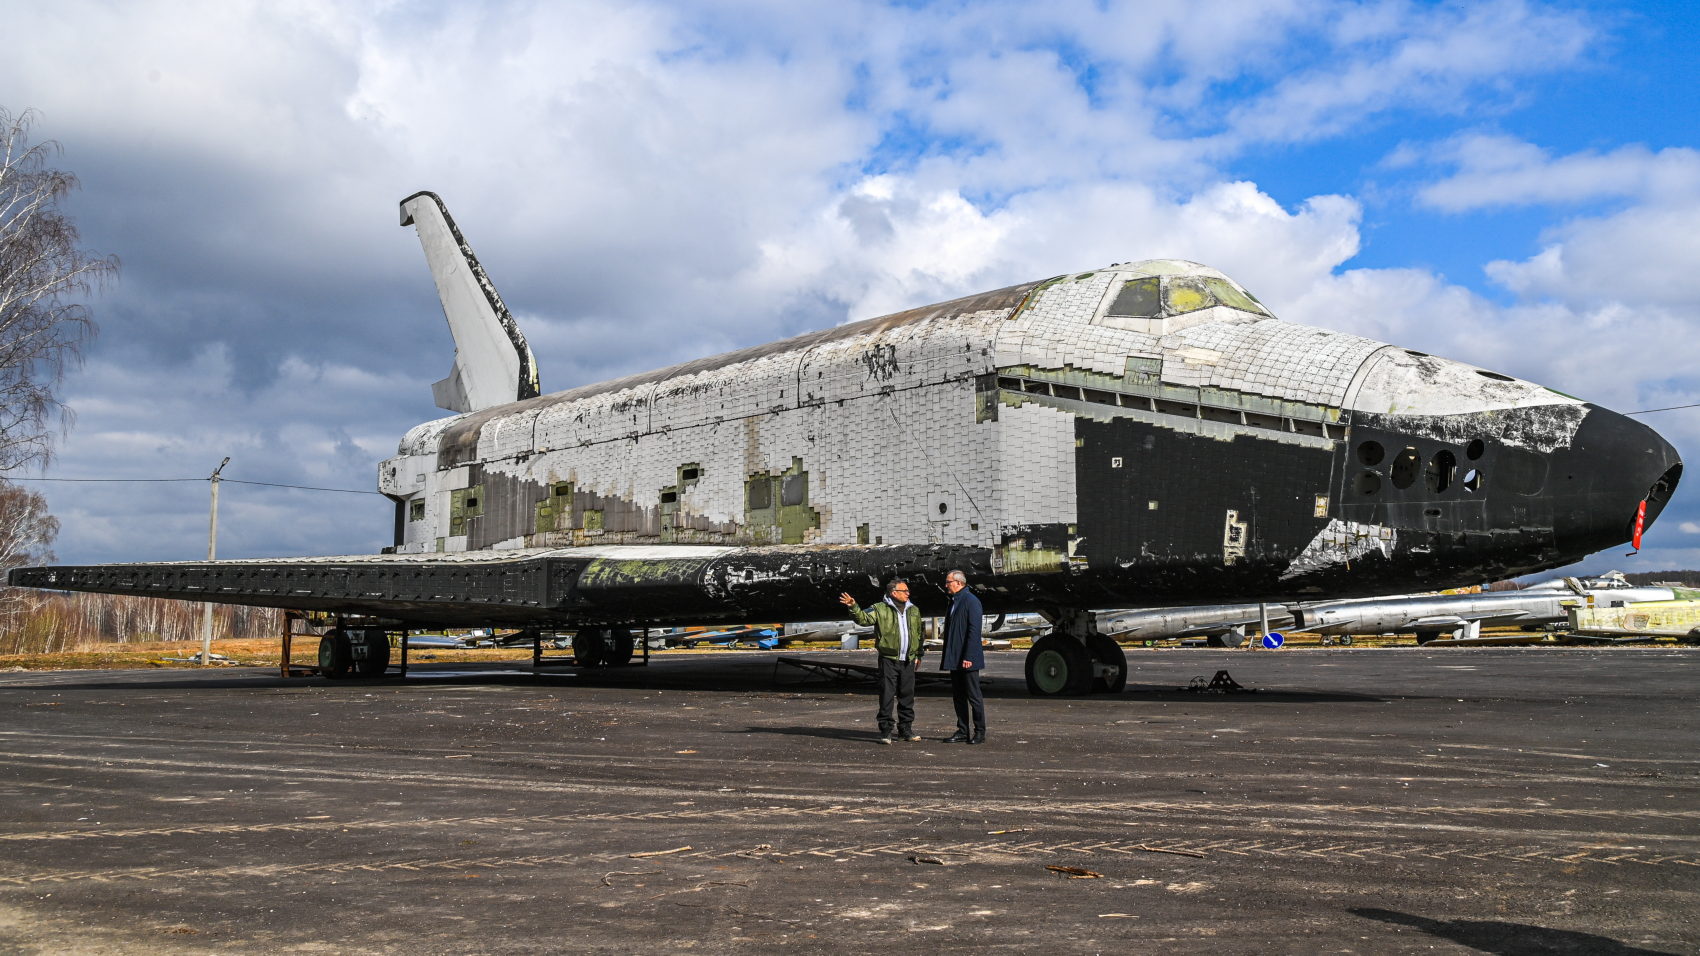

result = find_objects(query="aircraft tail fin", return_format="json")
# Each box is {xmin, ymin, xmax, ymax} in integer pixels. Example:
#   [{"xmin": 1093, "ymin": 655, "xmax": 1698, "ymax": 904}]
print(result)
[{"xmin": 400, "ymin": 191, "xmax": 541, "ymax": 413}]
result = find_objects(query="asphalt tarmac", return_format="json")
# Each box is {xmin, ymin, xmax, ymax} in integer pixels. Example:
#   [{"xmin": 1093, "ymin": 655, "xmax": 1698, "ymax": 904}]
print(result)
[{"xmin": 0, "ymin": 646, "xmax": 1695, "ymax": 954}]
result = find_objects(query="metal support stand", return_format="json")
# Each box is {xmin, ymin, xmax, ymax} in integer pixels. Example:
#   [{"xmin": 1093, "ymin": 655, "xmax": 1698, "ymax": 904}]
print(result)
[
  {"xmin": 533, "ymin": 631, "xmax": 577, "ymax": 669},
  {"xmin": 280, "ymin": 611, "xmax": 317, "ymax": 678},
  {"xmin": 1184, "ymin": 669, "xmax": 1254, "ymax": 693}
]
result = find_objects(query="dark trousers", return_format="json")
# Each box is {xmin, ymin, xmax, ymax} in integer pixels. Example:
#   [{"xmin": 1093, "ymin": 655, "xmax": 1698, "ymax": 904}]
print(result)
[
  {"xmin": 877, "ymin": 656, "xmax": 916, "ymax": 736},
  {"xmin": 950, "ymin": 669, "xmax": 985, "ymax": 735}
]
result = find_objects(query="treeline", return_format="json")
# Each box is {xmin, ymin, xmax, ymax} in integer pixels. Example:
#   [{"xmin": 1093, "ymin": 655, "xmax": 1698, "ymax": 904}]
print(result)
[
  {"xmin": 0, "ymin": 589, "xmax": 283, "ymax": 655},
  {"xmin": 1622, "ymin": 570, "xmax": 1700, "ymax": 587}
]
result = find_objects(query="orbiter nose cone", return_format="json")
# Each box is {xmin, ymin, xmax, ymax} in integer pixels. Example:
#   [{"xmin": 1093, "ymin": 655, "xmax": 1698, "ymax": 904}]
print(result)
[{"xmin": 1553, "ymin": 406, "xmax": 1682, "ymax": 555}]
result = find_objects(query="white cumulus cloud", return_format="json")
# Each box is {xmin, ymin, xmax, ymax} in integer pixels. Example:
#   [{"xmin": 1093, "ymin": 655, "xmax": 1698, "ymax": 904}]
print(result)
[{"xmin": 4, "ymin": 0, "xmax": 1693, "ymax": 578}]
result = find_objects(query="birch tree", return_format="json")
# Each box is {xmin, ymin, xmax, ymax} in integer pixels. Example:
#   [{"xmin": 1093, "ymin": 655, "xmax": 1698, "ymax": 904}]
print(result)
[
  {"xmin": 0, "ymin": 107, "xmax": 118, "ymax": 473},
  {"xmin": 0, "ymin": 480, "xmax": 56, "ymax": 619}
]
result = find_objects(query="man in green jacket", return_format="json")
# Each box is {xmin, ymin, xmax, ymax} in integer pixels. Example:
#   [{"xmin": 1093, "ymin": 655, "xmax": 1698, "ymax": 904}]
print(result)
[{"xmin": 838, "ymin": 578, "xmax": 924, "ymax": 745}]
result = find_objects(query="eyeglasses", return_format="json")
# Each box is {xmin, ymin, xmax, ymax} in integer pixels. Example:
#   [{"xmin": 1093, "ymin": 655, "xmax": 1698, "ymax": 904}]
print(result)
[{"xmin": 891, "ymin": 588, "xmax": 909, "ymax": 594}]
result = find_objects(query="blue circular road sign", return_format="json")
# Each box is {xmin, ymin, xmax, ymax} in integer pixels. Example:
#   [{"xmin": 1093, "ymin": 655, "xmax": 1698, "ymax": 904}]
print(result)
[{"xmin": 1262, "ymin": 632, "xmax": 1285, "ymax": 649}]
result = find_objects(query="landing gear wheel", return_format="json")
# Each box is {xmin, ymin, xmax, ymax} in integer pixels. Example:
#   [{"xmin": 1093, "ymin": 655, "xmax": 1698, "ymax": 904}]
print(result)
[
  {"xmin": 1086, "ymin": 632, "xmax": 1127, "ymax": 694},
  {"xmin": 349, "ymin": 627, "xmax": 390, "ymax": 678},
  {"xmin": 574, "ymin": 628, "xmax": 610, "ymax": 667},
  {"xmin": 605, "ymin": 628, "xmax": 635, "ymax": 666},
  {"xmin": 318, "ymin": 631, "xmax": 351, "ymax": 680},
  {"xmin": 1025, "ymin": 635, "xmax": 1093, "ymax": 696},
  {"xmin": 1207, "ymin": 629, "xmax": 1246, "ymax": 649}
]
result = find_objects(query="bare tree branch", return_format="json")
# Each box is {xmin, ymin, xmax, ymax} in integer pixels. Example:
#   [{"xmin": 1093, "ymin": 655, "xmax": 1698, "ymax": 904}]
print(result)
[{"xmin": 0, "ymin": 106, "xmax": 118, "ymax": 475}]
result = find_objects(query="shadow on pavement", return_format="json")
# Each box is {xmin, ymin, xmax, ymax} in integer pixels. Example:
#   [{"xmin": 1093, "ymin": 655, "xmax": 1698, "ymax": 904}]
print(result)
[
  {"xmin": 730, "ymin": 725, "xmax": 886, "ymax": 742},
  {"xmin": 1350, "ymin": 907, "xmax": 1677, "ymax": 955}
]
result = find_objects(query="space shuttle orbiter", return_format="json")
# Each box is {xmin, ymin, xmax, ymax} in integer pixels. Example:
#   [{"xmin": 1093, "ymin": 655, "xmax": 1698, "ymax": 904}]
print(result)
[{"xmin": 11, "ymin": 193, "xmax": 1682, "ymax": 694}]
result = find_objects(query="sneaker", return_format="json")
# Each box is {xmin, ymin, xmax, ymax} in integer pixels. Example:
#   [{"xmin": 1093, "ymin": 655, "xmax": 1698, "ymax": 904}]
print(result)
[
  {"xmin": 878, "ymin": 736, "xmax": 893, "ymax": 745},
  {"xmin": 906, "ymin": 734, "xmax": 922, "ymax": 742}
]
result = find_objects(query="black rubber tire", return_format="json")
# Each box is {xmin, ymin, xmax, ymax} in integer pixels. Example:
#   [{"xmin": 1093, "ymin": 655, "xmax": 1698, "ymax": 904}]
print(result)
[
  {"xmin": 1207, "ymin": 629, "xmax": 1247, "ymax": 649},
  {"xmin": 350, "ymin": 628, "xmax": 390, "ymax": 678},
  {"xmin": 1025, "ymin": 635, "xmax": 1093, "ymax": 696},
  {"xmin": 575, "ymin": 628, "xmax": 609, "ymax": 667},
  {"xmin": 1414, "ymin": 632, "xmax": 1438, "ymax": 645},
  {"xmin": 1086, "ymin": 632, "xmax": 1127, "ymax": 694},
  {"xmin": 318, "ymin": 631, "xmax": 351, "ymax": 680},
  {"xmin": 606, "ymin": 628, "xmax": 635, "ymax": 666}
]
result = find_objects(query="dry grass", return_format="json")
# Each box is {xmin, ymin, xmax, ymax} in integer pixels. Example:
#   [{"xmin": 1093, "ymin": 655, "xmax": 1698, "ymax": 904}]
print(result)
[{"xmin": 0, "ymin": 638, "xmax": 536, "ymax": 671}]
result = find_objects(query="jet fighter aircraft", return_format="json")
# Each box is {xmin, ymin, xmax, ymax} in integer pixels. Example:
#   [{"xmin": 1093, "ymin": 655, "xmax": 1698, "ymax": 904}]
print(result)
[
  {"xmin": 10, "ymin": 192, "xmax": 1682, "ymax": 695},
  {"xmin": 1290, "ymin": 574, "xmax": 1676, "ymax": 643}
]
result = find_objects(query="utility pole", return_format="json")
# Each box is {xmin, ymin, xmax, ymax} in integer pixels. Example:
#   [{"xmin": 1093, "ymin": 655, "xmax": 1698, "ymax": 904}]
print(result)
[{"xmin": 199, "ymin": 457, "xmax": 230, "ymax": 665}]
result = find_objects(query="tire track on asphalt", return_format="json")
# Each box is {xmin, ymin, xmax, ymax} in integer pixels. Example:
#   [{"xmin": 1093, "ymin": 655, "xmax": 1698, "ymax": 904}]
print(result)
[
  {"xmin": 2, "ymin": 835, "xmax": 1693, "ymax": 888},
  {"xmin": 7, "ymin": 725, "xmax": 1698, "ymax": 774},
  {"xmin": 1, "ymin": 746, "xmax": 1693, "ymax": 801},
  {"xmin": 5, "ymin": 798, "xmax": 1698, "ymax": 847}
]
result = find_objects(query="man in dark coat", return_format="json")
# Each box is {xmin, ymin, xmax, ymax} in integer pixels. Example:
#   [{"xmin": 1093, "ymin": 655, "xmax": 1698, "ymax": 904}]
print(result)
[{"xmin": 939, "ymin": 569, "xmax": 986, "ymax": 744}]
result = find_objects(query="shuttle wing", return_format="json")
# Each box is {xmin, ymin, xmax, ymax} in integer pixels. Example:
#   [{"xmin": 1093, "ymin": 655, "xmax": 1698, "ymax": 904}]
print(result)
[{"xmin": 7, "ymin": 543, "xmax": 989, "ymax": 630}]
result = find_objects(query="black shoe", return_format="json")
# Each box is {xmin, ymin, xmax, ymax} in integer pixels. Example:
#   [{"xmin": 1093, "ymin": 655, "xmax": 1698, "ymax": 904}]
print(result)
[
  {"xmin": 970, "ymin": 731, "xmax": 986, "ymax": 745},
  {"xmin": 943, "ymin": 733, "xmax": 970, "ymax": 743}
]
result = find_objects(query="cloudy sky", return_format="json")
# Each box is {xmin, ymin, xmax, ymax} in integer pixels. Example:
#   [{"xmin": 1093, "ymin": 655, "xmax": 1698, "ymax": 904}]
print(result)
[{"xmin": 3, "ymin": 0, "xmax": 1698, "ymax": 579}]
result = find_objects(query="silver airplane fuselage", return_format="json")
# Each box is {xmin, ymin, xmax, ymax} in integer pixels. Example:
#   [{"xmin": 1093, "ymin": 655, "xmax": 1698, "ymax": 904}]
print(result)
[{"xmin": 1292, "ymin": 585, "xmax": 1676, "ymax": 638}]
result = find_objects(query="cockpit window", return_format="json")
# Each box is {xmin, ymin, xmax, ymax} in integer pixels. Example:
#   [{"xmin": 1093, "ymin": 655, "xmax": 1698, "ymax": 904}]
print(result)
[
  {"xmin": 1163, "ymin": 276, "xmax": 1216, "ymax": 315},
  {"xmin": 1106, "ymin": 277, "xmax": 1160, "ymax": 318},
  {"xmin": 1106, "ymin": 273, "xmax": 1272, "ymax": 322},
  {"xmin": 1203, "ymin": 277, "xmax": 1269, "ymax": 316}
]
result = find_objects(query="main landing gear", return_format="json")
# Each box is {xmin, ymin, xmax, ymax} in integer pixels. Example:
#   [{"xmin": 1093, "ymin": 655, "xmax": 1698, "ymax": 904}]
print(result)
[
  {"xmin": 317, "ymin": 626, "xmax": 392, "ymax": 679},
  {"xmin": 1024, "ymin": 609, "xmax": 1127, "ymax": 696},
  {"xmin": 571, "ymin": 627, "xmax": 635, "ymax": 667}
]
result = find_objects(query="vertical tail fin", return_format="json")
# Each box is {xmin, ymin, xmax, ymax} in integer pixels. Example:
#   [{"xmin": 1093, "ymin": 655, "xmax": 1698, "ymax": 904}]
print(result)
[{"xmin": 399, "ymin": 191, "xmax": 541, "ymax": 413}]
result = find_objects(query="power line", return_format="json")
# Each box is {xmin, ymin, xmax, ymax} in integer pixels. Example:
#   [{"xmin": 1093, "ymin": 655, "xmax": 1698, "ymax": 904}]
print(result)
[
  {"xmin": 4, "ymin": 475, "xmax": 383, "ymax": 495},
  {"xmin": 1626, "ymin": 402, "xmax": 1700, "ymax": 416},
  {"xmin": 7, "ymin": 476, "xmax": 203, "ymax": 483},
  {"xmin": 224, "ymin": 479, "xmax": 382, "ymax": 496}
]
